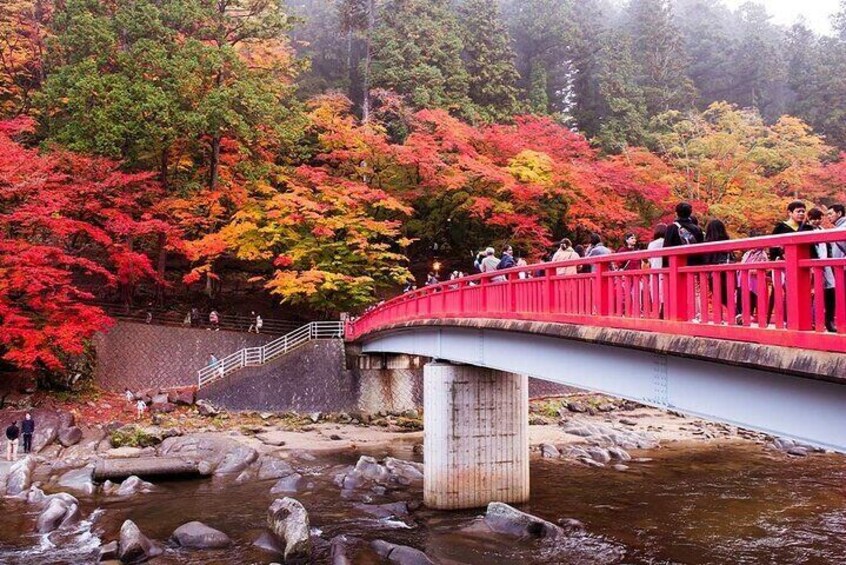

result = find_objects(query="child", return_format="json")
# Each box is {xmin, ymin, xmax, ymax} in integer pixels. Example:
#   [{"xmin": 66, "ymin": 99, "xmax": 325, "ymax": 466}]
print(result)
[{"xmin": 136, "ymin": 399, "xmax": 148, "ymax": 420}]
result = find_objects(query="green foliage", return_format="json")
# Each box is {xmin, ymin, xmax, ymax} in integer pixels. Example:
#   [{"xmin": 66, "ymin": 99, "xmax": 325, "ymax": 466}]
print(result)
[
  {"xmin": 110, "ymin": 425, "xmax": 161, "ymax": 448},
  {"xmin": 39, "ymin": 0, "xmax": 301, "ymax": 189},
  {"xmin": 457, "ymin": 0, "xmax": 520, "ymax": 122},
  {"xmin": 370, "ymin": 0, "xmax": 472, "ymax": 115}
]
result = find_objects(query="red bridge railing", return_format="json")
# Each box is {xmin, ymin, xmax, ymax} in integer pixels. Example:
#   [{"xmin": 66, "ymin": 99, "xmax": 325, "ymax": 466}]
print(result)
[{"xmin": 346, "ymin": 230, "xmax": 846, "ymax": 354}]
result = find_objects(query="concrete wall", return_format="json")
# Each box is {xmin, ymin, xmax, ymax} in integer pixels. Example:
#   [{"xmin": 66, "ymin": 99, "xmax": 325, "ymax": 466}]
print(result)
[
  {"xmin": 93, "ymin": 321, "xmax": 275, "ymax": 391},
  {"xmin": 198, "ymin": 340, "xmax": 359, "ymax": 413},
  {"xmin": 94, "ymin": 321, "xmax": 574, "ymax": 414}
]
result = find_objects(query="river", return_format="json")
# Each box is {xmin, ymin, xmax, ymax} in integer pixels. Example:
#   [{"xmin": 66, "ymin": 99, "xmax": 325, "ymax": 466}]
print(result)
[{"xmin": 1, "ymin": 443, "xmax": 844, "ymax": 564}]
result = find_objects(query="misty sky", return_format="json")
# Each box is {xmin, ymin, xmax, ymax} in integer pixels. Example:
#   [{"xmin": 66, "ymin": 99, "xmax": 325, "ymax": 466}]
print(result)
[{"xmin": 722, "ymin": 0, "xmax": 841, "ymax": 35}]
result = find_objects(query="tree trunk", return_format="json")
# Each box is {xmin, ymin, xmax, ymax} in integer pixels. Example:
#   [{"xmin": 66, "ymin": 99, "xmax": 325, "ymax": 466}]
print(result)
[
  {"xmin": 361, "ymin": 0, "xmax": 375, "ymax": 122},
  {"xmin": 160, "ymin": 145, "xmax": 170, "ymax": 190},
  {"xmin": 156, "ymin": 233, "xmax": 167, "ymax": 305},
  {"xmin": 209, "ymin": 136, "xmax": 220, "ymax": 190}
]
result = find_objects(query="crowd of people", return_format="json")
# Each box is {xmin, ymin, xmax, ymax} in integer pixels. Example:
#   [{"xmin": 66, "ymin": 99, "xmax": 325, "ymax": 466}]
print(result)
[{"xmin": 409, "ymin": 200, "xmax": 845, "ymax": 332}]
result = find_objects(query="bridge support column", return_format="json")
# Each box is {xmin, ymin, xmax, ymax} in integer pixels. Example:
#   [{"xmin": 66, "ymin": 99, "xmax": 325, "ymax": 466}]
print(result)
[{"xmin": 423, "ymin": 362, "xmax": 529, "ymax": 510}]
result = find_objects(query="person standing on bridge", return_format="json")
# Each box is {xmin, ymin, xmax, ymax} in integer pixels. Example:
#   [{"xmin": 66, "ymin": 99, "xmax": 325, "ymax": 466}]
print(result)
[
  {"xmin": 808, "ymin": 208, "xmax": 836, "ymax": 332},
  {"xmin": 551, "ymin": 239, "xmax": 579, "ymax": 276},
  {"xmin": 475, "ymin": 247, "xmax": 500, "ymax": 274},
  {"xmin": 663, "ymin": 203, "xmax": 704, "ymax": 256},
  {"xmin": 585, "ymin": 233, "xmax": 611, "ymax": 273},
  {"xmin": 615, "ymin": 233, "xmax": 640, "ymax": 271}
]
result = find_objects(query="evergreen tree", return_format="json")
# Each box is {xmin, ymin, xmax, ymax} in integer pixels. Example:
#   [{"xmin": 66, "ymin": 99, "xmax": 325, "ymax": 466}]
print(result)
[
  {"xmin": 569, "ymin": 0, "xmax": 609, "ymax": 136},
  {"xmin": 626, "ymin": 0, "xmax": 695, "ymax": 115},
  {"xmin": 676, "ymin": 0, "xmax": 736, "ymax": 108},
  {"xmin": 501, "ymin": 0, "xmax": 575, "ymax": 115},
  {"xmin": 369, "ymin": 0, "xmax": 471, "ymax": 115},
  {"xmin": 729, "ymin": 3, "xmax": 788, "ymax": 120},
  {"xmin": 528, "ymin": 60, "xmax": 549, "ymax": 114},
  {"xmin": 457, "ymin": 0, "xmax": 520, "ymax": 122},
  {"xmin": 595, "ymin": 31, "xmax": 647, "ymax": 152}
]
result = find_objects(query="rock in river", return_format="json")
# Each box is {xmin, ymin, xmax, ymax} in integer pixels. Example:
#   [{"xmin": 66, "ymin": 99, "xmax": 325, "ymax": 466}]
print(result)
[
  {"xmin": 172, "ymin": 521, "xmax": 231, "ymax": 549},
  {"xmin": 5, "ymin": 456, "xmax": 36, "ymax": 496},
  {"xmin": 35, "ymin": 494, "xmax": 81, "ymax": 533},
  {"xmin": 371, "ymin": 539, "xmax": 435, "ymax": 565},
  {"xmin": 119, "ymin": 519, "xmax": 162, "ymax": 564},
  {"xmin": 267, "ymin": 497, "xmax": 311, "ymax": 561},
  {"xmin": 483, "ymin": 502, "xmax": 564, "ymax": 541}
]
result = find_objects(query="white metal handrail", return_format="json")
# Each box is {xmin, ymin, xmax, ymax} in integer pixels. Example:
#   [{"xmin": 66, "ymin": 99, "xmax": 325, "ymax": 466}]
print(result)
[{"xmin": 197, "ymin": 321, "xmax": 344, "ymax": 388}]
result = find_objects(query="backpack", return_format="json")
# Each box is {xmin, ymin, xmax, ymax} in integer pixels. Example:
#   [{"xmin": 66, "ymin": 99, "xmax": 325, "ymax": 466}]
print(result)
[{"xmin": 675, "ymin": 222, "xmax": 697, "ymax": 246}]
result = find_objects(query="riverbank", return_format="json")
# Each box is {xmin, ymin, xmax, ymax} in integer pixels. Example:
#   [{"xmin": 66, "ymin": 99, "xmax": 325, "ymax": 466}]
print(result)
[{"xmin": 0, "ymin": 390, "xmax": 834, "ymax": 564}]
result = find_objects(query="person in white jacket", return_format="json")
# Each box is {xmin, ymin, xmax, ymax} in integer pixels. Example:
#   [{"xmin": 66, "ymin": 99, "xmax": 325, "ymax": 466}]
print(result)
[{"xmin": 551, "ymin": 239, "xmax": 579, "ymax": 275}]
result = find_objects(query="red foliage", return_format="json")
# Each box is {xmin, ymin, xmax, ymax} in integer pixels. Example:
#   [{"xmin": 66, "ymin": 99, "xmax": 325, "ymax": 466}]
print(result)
[{"xmin": 0, "ymin": 120, "xmax": 177, "ymax": 369}]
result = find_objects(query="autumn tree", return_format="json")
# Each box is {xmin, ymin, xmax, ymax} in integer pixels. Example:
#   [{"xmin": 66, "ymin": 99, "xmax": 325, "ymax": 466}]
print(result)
[
  {"xmin": 0, "ymin": 117, "xmax": 177, "ymax": 371},
  {"xmin": 186, "ymin": 95, "xmax": 412, "ymax": 313},
  {"xmin": 648, "ymin": 102, "xmax": 830, "ymax": 234},
  {"xmin": 0, "ymin": 0, "xmax": 49, "ymax": 116}
]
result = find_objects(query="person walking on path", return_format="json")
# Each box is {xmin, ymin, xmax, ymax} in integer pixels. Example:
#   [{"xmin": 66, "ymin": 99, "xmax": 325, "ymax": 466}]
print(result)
[
  {"xmin": 208, "ymin": 309, "xmax": 220, "ymax": 331},
  {"xmin": 6, "ymin": 420, "xmax": 19, "ymax": 461},
  {"xmin": 190, "ymin": 307, "xmax": 201, "ymax": 328},
  {"xmin": 248, "ymin": 311, "xmax": 263, "ymax": 333},
  {"xmin": 551, "ymin": 239, "xmax": 580, "ymax": 276},
  {"xmin": 21, "ymin": 413, "xmax": 34, "ymax": 455}
]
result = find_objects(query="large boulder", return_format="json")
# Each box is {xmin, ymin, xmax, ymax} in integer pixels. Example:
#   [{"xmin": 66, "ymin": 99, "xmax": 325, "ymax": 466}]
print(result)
[
  {"xmin": 172, "ymin": 389, "xmax": 196, "ymax": 406},
  {"xmin": 5, "ymin": 456, "xmax": 37, "ymax": 496},
  {"xmin": 267, "ymin": 497, "xmax": 311, "ymax": 561},
  {"xmin": 57, "ymin": 465, "xmax": 96, "ymax": 495},
  {"xmin": 159, "ymin": 434, "xmax": 257, "ymax": 476},
  {"xmin": 101, "ymin": 475, "xmax": 156, "ymax": 497},
  {"xmin": 483, "ymin": 502, "xmax": 564, "ymax": 541},
  {"xmin": 172, "ymin": 521, "xmax": 231, "ymax": 549},
  {"xmin": 35, "ymin": 495, "xmax": 81, "ymax": 533},
  {"xmin": 371, "ymin": 540, "xmax": 435, "ymax": 565},
  {"xmin": 59, "ymin": 426, "xmax": 83, "ymax": 448},
  {"xmin": 384, "ymin": 457, "xmax": 424, "ymax": 485},
  {"xmin": 119, "ymin": 520, "xmax": 162, "ymax": 564},
  {"xmin": 196, "ymin": 400, "xmax": 219, "ymax": 417}
]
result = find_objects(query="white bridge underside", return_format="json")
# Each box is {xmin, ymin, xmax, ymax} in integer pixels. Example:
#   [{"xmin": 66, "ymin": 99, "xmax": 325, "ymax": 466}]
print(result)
[{"xmin": 361, "ymin": 326, "xmax": 846, "ymax": 452}]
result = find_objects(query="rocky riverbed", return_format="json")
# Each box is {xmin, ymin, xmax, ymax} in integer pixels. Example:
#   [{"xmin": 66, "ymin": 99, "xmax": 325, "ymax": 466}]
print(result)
[{"xmin": 0, "ymin": 392, "xmax": 839, "ymax": 564}]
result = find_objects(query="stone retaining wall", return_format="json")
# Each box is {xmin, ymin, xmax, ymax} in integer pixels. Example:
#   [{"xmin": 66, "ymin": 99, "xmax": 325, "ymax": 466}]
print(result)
[
  {"xmin": 94, "ymin": 321, "xmax": 574, "ymax": 414},
  {"xmin": 93, "ymin": 321, "xmax": 275, "ymax": 391}
]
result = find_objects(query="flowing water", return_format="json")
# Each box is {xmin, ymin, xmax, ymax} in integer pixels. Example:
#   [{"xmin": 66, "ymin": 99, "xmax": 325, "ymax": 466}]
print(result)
[{"xmin": 1, "ymin": 443, "xmax": 845, "ymax": 564}]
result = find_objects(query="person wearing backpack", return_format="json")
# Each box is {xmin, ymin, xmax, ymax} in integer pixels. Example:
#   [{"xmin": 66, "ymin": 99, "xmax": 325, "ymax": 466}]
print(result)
[{"xmin": 662, "ymin": 202, "xmax": 704, "ymax": 267}]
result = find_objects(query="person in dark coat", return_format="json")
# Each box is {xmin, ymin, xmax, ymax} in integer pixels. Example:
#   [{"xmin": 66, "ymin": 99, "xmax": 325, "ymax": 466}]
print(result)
[
  {"xmin": 5, "ymin": 420, "xmax": 19, "ymax": 461},
  {"xmin": 663, "ymin": 202, "xmax": 705, "ymax": 267},
  {"xmin": 21, "ymin": 413, "xmax": 34, "ymax": 454}
]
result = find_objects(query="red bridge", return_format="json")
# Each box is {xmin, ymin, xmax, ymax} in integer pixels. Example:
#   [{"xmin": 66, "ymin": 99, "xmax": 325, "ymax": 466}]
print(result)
[
  {"xmin": 345, "ymin": 230, "xmax": 846, "ymax": 509},
  {"xmin": 347, "ymin": 230, "xmax": 846, "ymax": 353}
]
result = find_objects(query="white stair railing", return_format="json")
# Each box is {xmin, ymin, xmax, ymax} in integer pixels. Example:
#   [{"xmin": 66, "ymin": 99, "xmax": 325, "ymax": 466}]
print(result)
[{"xmin": 197, "ymin": 321, "xmax": 344, "ymax": 389}]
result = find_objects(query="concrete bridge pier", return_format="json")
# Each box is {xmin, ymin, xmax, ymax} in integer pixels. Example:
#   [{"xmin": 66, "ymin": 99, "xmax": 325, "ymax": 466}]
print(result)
[{"xmin": 423, "ymin": 361, "xmax": 529, "ymax": 510}]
